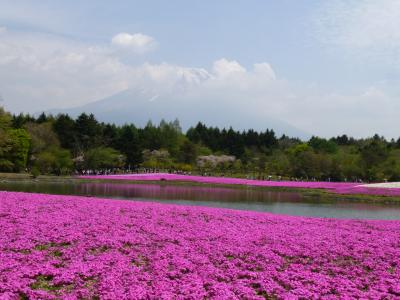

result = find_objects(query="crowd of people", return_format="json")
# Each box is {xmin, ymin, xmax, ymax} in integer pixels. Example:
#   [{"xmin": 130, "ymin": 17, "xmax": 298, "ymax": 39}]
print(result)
[{"xmin": 75, "ymin": 168, "xmax": 372, "ymax": 183}]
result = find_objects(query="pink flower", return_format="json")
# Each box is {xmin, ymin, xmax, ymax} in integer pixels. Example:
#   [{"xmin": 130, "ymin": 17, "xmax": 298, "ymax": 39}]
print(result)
[{"xmin": 0, "ymin": 191, "xmax": 399, "ymax": 299}]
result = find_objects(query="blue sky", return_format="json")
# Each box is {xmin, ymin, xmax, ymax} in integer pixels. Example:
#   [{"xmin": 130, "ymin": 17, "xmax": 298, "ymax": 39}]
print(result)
[
  {"xmin": 0, "ymin": 0, "xmax": 364, "ymax": 83},
  {"xmin": 0, "ymin": 0, "xmax": 400, "ymax": 137}
]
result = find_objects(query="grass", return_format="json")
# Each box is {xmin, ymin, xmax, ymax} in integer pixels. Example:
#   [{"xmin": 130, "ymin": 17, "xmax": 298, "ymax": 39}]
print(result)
[{"xmin": 0, "ymin": 172, "xmax": 72, "ymax": 181}]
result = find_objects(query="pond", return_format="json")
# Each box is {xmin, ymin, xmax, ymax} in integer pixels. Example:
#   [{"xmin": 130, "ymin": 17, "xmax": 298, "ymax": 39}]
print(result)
[{"xmin": 1, "ymin": 180, "xmax": 400, "ymax": 220}]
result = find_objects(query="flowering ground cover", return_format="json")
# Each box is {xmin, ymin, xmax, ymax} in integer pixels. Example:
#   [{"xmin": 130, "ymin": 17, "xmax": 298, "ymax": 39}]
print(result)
[
  {"xmin": 80, "ymin": 173, "xmax": 400, "ymax": 197},
  {"xmin": 1, "ymin": 191, "xmax": 400, "ymax": 299}
]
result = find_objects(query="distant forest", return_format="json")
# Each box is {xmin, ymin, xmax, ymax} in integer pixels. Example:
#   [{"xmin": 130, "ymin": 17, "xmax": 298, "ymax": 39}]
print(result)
[{"xmin": 1, "ymin": 106, "xmax": 400, "ymax": 182}]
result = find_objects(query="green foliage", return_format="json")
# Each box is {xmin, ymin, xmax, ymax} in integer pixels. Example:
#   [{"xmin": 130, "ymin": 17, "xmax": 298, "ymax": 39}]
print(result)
[
  {"xmin": 380, "ymin": 149, "xmax": 400, "ymax": 181},
  {"xmin": 84, "ymin": 147, "xmax": 125, "ymax": 170},
  {"xmin": 196, "ymin": 145, "xmax": 212, "ymax": 156},
  {"xmin": 267, "ymin": 152, "xmax": 291, "ymax": 175},
  {"xmin": 0, "ymin": 124, "xmax": 30, "ymax": 172},
  {"xmin": 25, "ymin": 122, "xmax": 59, "ymax": 154},
  {"xmin": 140, "ymin": 119, "xmax": 183, "ymax": 157},
  {"xmin": 12, "ymin": 113, "xmax": 35, "ymax": 129},
  {"xmin": 178, "ymin": 140, "xmax": 197, "ymax": 164},
  {"xmin": 0, "ymin": 158, "xmax": 14, "ymax": 172},
  {"xmin": 52, "ymin": 114, "xmax": 76, "ymax": 150},
  {"xmin": 308, "ymin": 136, "xmax": 338, "ymax": 154},
  {"xmin": 31, "ymin": 166, "xmax": 40, "ymax": 178},
  {"xmin": 287, "ymin": 144, "xmax": 316, "ymax": 178},
  {"xmin": 141, "ymin": 149, "xmax": 172, "ymax": 169},
  {"xmin": 2, "ymin": 106, "xmax": 400, "ymax": 181},
  {"xmin": 8, "ymin": 129, "xmax": 31, "ymax": 172},
  {"xmin": 25, "ymin": 121, "xmax": 73, "ymax": 175},
  {"xmin": 187, "ymin": 122, "xmax": 277, "ymax": 157},
  {"xmin": 115, "ymin": 125, "xmax": 142, "ymax": 167},
  {"xmin": 360, "ymin": 136, "xmax": 388, "ymax": 168},
  {"xmin": 0, "ymin": 107, "xmax": 12, "ymax": 129},
  {"xmin": 74, "ymin": 113, "xmax": 102, "ymax": 151},
  {"xmin": 334, "ymin": 149, "xmax": 363, "ymax": 180},
  {"xmin": 53, "ymin": 148, "xmax": 74, "ymax": 175},
  {"xmin": 34, "ymin": 147, "xmax": 73, "ymax": 175}
]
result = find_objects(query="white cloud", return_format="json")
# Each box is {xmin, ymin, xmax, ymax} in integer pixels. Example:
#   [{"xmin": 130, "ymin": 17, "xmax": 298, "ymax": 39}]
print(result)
[
  {"xmin": 0, "ymin": 26, "xmax": 6, "ymax": 34},
  {"xmin": 282, "ymin": 86, "xmax": 400, "ymax": 138},
  {"xmin": 0, "ymin": 31, "xmax": 133, "ymax": 112},
  {"xmin": 314, "ymin": 0, "xmax": 400, "ymax": 66},
  {"xmin": 212, "ymin": 58, "xmax": 246, "ymax": 78},
  {"xmin": 111, "ymin": 32, "xmax": 157, "ymax": 53},
  {"xmin": 253, "ymin": 63, "xmax": 276, "ymax": 80}
]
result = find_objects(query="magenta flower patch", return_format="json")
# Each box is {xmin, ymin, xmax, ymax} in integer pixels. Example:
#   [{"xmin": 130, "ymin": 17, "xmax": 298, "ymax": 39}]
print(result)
[{"xmin": 1, "ymin": 191, "xmax": 399, "ymax": 299}]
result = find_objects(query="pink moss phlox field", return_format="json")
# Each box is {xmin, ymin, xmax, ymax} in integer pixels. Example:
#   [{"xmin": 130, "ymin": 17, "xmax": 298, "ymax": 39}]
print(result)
[
  {"xmin": 1, "ymin": 192, "xmax": 400, "ymax": 299},
  {"xmin": 79, "ymin": 173, "xmax": 400, "ymax": 197}
]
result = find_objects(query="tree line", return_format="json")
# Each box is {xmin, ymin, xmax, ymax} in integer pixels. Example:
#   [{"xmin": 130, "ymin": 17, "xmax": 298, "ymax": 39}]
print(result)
[{"xmin": 1, "ymin": 106, "xmax": 400, "ymax": 181}]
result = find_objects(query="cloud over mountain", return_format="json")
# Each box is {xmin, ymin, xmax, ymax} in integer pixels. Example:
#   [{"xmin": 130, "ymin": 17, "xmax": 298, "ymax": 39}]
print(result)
[{"xmin": 0, "ymin": 27, "xmax": 399, "ymax": 138}]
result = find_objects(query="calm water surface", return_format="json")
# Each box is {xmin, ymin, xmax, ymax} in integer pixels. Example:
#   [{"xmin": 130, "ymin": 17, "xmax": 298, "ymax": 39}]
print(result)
[{"xmin": 1, "ymin": 181, "xmax": 399, "ymax": 220}]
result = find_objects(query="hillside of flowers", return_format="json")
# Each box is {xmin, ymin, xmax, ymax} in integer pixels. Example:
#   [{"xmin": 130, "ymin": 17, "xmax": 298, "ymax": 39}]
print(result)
[
  {"xmin": 1, "ymin": 191, "xmax": 399, "ymax": 299},
  {"xmin": 80, "ymin": 173, "xmax": 400, "ymax": 197}
]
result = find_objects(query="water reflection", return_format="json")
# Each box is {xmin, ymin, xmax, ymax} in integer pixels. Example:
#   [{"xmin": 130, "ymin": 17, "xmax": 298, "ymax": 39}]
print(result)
[{"xmin": 0, "ymin": 181, "xmax": 399, "ymax": 220}]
